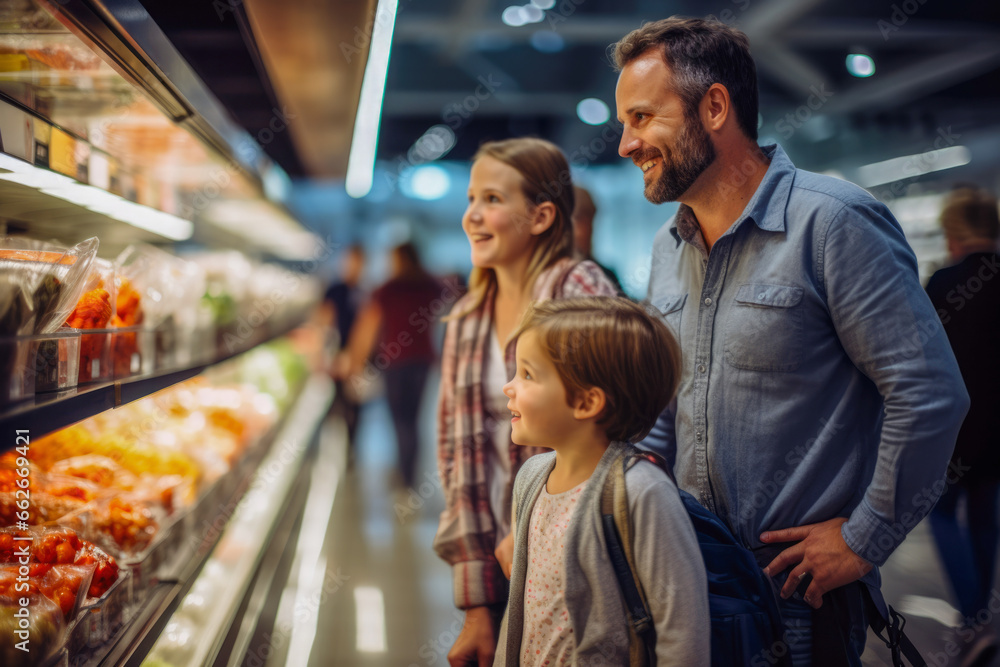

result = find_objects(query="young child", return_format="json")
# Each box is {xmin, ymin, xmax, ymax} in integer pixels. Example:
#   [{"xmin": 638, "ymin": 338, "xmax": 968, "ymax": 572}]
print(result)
[{"xmin": 493, "ymin": 297, "xmax": 710, "ymax": 666}]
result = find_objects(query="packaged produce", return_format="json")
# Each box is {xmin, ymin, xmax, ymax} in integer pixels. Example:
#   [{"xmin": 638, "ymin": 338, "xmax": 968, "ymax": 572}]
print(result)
[
  {"xmin": 0, "ymin": 594, "xmax": 66, "ymax": 667},
  {"xmin": 30, "ymin": 425, "xmax": 201, "ymax": 487},
  {"xmin": 0, "ymin": 237, "xmax": 99, "ymax": 335},
  {"xmin": 87, "ymin": 495, "xmax": 162, "ymax": 556},
  {"xmin": 195, "ymin": 251, "xmax": 252, "ymax": 330},
  {"xmin": 0, "ymin": 564, "xmax": 95, "ymax": 618},
  {"xmin": 48, "ymin": 455, "xmax": 135, "ymax": 489},
  {"xmin": 0, "ymin": 490, "xmax": 86, "ymax": 526},
  {"xmin": 66, "ymin": 259, "xmax": 115, "ymax": 383},
  {"xmin": 0, "ymin": 527, "xmax": 119, "ymax": 599},
  {"xmin": 112, "ymin": 276, "xmax": 142, "ymax": 328},
  {"xmin": 0, "ymin": 238, "xmax": 98, "ymax": 397},
  {"xmin": 0, "ymin": 455, "xmax": 101, "ymax": 525}
]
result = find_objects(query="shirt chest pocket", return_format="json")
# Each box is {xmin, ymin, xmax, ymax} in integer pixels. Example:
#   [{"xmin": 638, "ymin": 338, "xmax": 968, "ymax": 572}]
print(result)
[
  {"xmin": 653, "ymin": 294, "xmax": 687, "ymax": 342},
  {"xmin": 724, "ymin": 284, "xmax": 805, "ymax": 372}
]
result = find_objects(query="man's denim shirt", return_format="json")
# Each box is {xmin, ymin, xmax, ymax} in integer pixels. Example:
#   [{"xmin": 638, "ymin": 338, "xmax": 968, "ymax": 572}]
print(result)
[{"xmin": 643, "ymin": 144, "xmax": 969, "ymax": 567}]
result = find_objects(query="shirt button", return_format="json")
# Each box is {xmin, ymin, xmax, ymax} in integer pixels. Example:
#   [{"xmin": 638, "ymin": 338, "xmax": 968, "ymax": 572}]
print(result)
[
  {"xmin": 698, "ymin": 364, "xmax": 707, "ymax": 374},
  {"xmin": 704, "ymin": 297, "xmax": 712, "ymax": 306},
  {"xmin": 695, "ymin": 431, "xmax": 703, "ymax": 442}
]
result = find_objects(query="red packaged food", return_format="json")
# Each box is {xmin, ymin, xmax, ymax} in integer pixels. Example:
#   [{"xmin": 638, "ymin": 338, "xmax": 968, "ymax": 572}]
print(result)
[{"xmin": 0, "ymin": 527, "xmax": 118, "ymax": 598}]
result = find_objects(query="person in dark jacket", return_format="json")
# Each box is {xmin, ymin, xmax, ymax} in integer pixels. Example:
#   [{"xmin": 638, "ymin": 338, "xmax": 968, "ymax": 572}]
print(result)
[
  {"xmin": 337, "ymin": 242, "xmax": 443, "ymax": 489},
  {"xmin": 926, "ymin": 186, "xmax": 1000, "ymax": 667},
  {"xmin": 325, "ymin": 244, "xmax": 366, "ymax": 445}
]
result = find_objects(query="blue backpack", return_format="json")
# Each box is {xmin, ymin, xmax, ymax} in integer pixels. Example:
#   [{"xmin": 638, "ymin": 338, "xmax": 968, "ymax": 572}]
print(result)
[
  {"xmin": 603, "ymin": 447, "xmax": 925, "ymax": 666},
  {"xmin": 600, "ymin": 446, "xmax": 790, "ymax": 666}
]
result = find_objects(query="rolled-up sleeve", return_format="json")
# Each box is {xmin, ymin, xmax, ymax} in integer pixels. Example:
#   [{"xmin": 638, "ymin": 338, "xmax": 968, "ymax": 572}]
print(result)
[{"xmin": 821, "ymin": 202, "xmax": 970, "ymax": 565}]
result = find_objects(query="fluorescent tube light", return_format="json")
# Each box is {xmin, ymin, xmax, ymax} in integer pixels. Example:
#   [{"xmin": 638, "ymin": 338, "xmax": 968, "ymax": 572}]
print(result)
[
  {"xmin": 0, "ymin": 170, "xmax": 75, "ymax": 189},
  {"xmin": 345, "ymin": 0, "xmax": 399, "ymax": 199},
  {"xmin": 0, "ymin": 151, "xmax": 194, "ymax": 241},
  {"xmin": 0, "ymin": 153, "xmax": 34, "ymax": 174},
  {"xmin": 858, "ymin": 145, "xmax": 971, "ymax": 187}
]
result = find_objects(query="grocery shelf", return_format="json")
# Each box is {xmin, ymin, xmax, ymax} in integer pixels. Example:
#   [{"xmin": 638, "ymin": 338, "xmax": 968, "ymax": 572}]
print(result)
[
  {"xmin": 73, "ymin": 373, "xmax": 333, "ymax": 667},
  {"xmin": 0, "ymin": 312, "xmax": 312, "ymax": 445}
]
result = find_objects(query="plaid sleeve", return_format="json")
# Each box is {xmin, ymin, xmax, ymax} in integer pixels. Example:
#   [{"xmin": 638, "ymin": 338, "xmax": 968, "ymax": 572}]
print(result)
[
  {"xmin": 432, "ymin": 311, "xmax": 509, "ymax": 609},
  {"xmin": 562, "ymin": 260, "xmax": 619, "ymax": 298}
]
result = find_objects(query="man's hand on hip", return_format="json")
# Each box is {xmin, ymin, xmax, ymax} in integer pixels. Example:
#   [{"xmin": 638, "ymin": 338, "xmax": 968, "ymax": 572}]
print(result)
[{"xmin": 760, "ymin": 517, "xmax": 873, "ymax": 609}]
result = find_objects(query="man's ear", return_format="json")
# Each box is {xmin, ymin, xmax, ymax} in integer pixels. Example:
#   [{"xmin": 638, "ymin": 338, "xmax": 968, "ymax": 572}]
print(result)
[
  {"xmin": 702, "ymin": 83, "xmax": 730, "ymax": 133},
  {"xmin": 573, "ymin": 386, "xmax": 606, "ymax": 421},
  {"xmin": 529, "ymin": 201, "xmax": 557, "ymax": 236}
]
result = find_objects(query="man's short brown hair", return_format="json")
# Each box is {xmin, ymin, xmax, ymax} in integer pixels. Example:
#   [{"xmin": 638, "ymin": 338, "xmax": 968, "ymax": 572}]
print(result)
[
  {"xmin": 513, "ymin": 297, "xmax": 681, "ymax": 443},
  {"xmin": 612, "ymin": 17, "xmax": 759, "ymax": 141},
  {"xmin": 941, "ymin": 186, "xmax": 1000, "ymax": 243}
]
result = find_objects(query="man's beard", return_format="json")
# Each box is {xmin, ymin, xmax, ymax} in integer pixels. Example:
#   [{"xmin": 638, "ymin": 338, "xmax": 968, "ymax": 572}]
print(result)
[{"xmin": 642, "ymin": 117, "xmax": 716, "ymax": 204}]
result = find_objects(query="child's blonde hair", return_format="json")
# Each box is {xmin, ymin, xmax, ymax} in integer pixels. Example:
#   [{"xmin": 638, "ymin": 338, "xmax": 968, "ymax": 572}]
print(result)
[{"xmin": 513, "ymin": 297, "xmax": 681, "ymax": 443}]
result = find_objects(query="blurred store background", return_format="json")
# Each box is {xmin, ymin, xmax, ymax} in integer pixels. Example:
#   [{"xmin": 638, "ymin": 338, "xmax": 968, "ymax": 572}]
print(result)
[
  {"xmin": 285, "ymin": 0, "xmax": 1000, "ymax": 293},
  {"xmin": 1, "ymin": 0, "xmax": 999, "ymax": 665}
]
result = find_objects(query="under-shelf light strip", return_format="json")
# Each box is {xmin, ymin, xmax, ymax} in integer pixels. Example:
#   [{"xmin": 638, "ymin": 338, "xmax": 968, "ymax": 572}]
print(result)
[
  {"xmin": 0, "ymin": 153, "xmax": 193, "ymax": 241},
  {"xmin": 344, "ymin": 0, "xmax": 399, "ymax": 199}
]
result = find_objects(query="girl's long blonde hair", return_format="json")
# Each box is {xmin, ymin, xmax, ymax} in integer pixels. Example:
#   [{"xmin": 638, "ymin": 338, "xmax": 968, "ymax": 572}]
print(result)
[{"xmin": 453, "ymin": 137, "xmax": 575, "ymax": 318}]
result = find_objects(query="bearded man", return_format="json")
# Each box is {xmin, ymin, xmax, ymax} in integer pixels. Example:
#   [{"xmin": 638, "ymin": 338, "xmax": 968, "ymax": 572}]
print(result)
[{"xmin": 614, "ymin": 17, "xmax": 969, "ymax": 666}]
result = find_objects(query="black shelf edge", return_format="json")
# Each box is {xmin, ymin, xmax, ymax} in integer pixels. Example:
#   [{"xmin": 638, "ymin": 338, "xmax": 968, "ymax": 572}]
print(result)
[{"xmin": 0, "ymin": 312, "xmax": 310, "ymax": 444}]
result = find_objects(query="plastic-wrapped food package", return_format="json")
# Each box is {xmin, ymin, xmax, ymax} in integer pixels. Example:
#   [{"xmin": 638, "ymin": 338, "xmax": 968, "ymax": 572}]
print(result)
[
  {"xmin": 64, "ymin": 259, "xmax": 115, "ymax": 329},
  {"xmin": 195, "ymin": 251, "xmax": 252, "ymax": 330},
  {"xmin": 0, "ymin": 527, "xmax": 119, "ymax": 599},
  {"xmin": 30, "ymin": 425, "xmax": 202, "ymax": 497},
  {"xmin": 0, "ymin": 237, "xmax": 99, "ymax": 335},
  {"xmin": 66, "ymin": 259, "xmax": 115, "ymax": 383},
  {"xmin": 0, "ymin": 563, "xmax": 96, "ymax": 619},
  {"xmin": 0, "ymin": 593, "xmax": 67, "ymax": 666},
  {"xmin": 48, "ymin": 455, "xmax": 136, "ymax": 489},
  {"xmin": 115, "ymin": 244, "xmax": 198, "ymax": 331},
  {"xmin": 0, "ymin": 237, "xmax": 99, "ymax": 396},
  {"xmin": 77, "ymin": 495, "xmax": 162, "ymax": 557},
  {"xmin": 0, "ymin": 455, "xmax": 103, "ymax": 525}
]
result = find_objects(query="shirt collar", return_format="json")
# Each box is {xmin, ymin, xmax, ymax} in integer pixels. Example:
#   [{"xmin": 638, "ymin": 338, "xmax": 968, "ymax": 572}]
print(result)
[{"xmin": 669, "ymin": 143, "xmax": 795, "ymax": 247}]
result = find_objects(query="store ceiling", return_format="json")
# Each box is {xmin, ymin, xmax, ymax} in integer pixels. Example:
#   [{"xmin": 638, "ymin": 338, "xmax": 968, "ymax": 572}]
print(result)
[{"xmin": 141, "ymin": 0, "xmax": 1000, "ymax": 180}]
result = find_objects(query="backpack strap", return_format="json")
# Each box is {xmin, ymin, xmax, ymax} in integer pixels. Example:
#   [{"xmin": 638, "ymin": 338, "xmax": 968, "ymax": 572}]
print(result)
[
  {"xmin": 601, "ymin": 450, "xmax": 657, "ymax": 667},
  {"xmin": 861, "ymin": 583, "xmax": 926, "ymax": 667}
]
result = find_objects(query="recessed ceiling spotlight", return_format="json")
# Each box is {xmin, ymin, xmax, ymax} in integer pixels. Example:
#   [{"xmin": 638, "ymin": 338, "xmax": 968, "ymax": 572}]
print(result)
[
  {"xmin": 530, "ymin": 30, "xmax": 564, "ymax": 53},
  {"xmin": 502, "ymin": 6, "xmax": 527, "ymax": 27},
  {"xmin": 846, "ymin": 53, "xmax": 875, "ymax": 78},
  {"xmin": 402, "ymin": 165, "xmax": 451, "ymax": 200},
  {"xmin": 576, "ymin": 98, "xmax": 610, "ymax": 126},
  {"xmin": 521, "ymin": 4, "xmax": 544, "ymax": 23}
]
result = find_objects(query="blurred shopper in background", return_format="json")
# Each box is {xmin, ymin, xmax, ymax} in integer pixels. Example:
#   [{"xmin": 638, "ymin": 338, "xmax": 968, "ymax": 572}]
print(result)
[
  {"xmin": 325, "ymin": 244, "xmax": 366, "ymax": 446},
  {"xmin": 615, "ymin": 17, "xmax": 969, "ymax": 666},
  {"xmin": 571, "ymin": 186, "xmax": 623, "ymax": 293},
  {"xmin": 925, "ymin": 186, "xmax": 1000, "ymax": 667},
  {"xmin": 434, "ymin": 137, "xmax": 617, "ymax": 667},
  {"xmin": 337, "ymin": 242, "xmax": 442, "ymax": 489}
]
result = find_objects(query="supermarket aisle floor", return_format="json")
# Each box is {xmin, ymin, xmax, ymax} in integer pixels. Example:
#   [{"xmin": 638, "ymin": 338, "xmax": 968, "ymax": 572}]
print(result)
[{"xmin": 308, "ymin": 371, "xmax": 455, "ymax": 667}]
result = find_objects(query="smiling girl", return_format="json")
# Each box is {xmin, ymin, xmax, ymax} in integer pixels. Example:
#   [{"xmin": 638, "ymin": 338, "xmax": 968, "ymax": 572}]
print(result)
[{"xmin": 434, "ymin": 138, "xmax": 618, "ymax": 666}]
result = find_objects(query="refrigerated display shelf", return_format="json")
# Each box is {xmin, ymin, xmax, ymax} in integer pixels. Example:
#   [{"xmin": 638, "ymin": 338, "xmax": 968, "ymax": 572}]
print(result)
[
  {"xmin": 57, "ymin": 373, "xmax": 333, "ymax": 667},
  {"xmin": 0, "ymin": 311, "xmax": 311, "ymax": 445}
]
